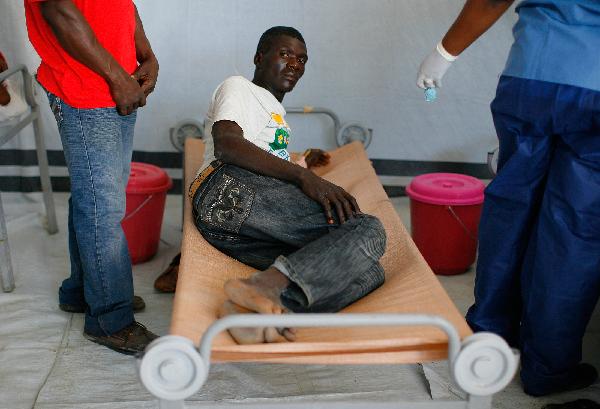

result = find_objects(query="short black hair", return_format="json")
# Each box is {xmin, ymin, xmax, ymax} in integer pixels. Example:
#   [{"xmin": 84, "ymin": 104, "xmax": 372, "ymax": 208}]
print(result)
[{"xmin": 256, "ymin": 26, "xmax": 305, "ymax": 55}]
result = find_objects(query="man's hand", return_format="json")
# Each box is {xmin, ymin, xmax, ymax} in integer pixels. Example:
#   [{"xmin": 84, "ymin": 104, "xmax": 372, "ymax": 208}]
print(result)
[
  {"xmin": 108, "ymin": 73, "xmax": 146, "ymax": 116},
  {"xmin": 133, "ymin": 6, "xmax": 158, "ymax": 98},
  {"xmin": 133, "ymin": 56, "xmax": 158, "ymax": 97},
  {"xmin": 304, "ymin": 149, "xmax": 330, "ymax": 168},
  {"xmin": 298, "ymin": 170, "xmax": 361, "ymax": 224}
]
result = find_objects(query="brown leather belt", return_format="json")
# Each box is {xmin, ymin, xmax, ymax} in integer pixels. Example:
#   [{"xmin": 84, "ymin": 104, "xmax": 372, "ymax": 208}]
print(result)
[{"xmin": 188, "ymin": 160, "xmax": 223, "ymax": 200}]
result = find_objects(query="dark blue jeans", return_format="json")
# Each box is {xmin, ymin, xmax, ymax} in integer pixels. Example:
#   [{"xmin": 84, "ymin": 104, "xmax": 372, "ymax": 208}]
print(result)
[
  {"xmin": 47, "ymin": 92, "xmax": 136, "ymax": 336},
  {"xmin": 192, "ymin": 164, "xmax": 387, "ymax": 313}
]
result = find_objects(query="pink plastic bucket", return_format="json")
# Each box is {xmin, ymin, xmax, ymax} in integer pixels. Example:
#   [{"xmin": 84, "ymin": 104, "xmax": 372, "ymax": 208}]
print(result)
[
  {"xmin": 122, "ymin": 162, "xmax": 173, "ymax": 264},
  {"xmin": 406, "ymin": 173, "xmax": 485, "ymax": 275}
]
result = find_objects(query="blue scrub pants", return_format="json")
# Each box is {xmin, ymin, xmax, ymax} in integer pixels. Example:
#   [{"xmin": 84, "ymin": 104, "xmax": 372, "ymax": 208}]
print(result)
[{"xmin": 466, "ymin": 76, "xmax": 600, "ymax": 395}]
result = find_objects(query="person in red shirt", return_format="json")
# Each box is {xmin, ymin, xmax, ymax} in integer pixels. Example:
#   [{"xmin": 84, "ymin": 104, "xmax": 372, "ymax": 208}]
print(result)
[{"xmin": 25, "ymin": 0, "xmax": 159, "ymax": 354}]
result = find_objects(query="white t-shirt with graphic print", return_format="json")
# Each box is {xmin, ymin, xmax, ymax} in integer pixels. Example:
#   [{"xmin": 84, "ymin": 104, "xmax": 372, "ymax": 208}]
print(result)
[{"xmin": 197, "ymin": 76, "xmax": 292, "ymax": 176}]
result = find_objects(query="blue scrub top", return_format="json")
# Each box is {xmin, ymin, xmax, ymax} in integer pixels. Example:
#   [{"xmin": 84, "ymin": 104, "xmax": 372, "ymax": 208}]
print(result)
[{"xmin": 503, "ymin": 0, "xmax": 600, "ymax": 91}]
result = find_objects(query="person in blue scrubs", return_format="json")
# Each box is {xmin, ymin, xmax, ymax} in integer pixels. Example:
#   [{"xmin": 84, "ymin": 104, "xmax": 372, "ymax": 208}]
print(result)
[{"xmin": 417, "ymin": 0, "xmax": 600, "ymax": 397}]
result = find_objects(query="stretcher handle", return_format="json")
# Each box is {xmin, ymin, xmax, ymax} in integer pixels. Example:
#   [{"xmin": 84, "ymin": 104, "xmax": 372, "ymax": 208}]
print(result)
[
  {"xmin": 286, "ymin": 106, "xmax": 341, "ymax": 136},
  {"xmin": 200, "ymin": 313, "xmax": 461, "ymax": 365}
]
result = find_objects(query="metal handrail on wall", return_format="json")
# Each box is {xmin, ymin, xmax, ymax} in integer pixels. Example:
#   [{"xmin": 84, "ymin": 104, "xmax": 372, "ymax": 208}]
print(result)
[
  {"xmin": 286, "ymin": 106, "xmax": 341, "ymax": 137},
  {"xmin": 286, "ymin": 105, "xmax": 372, "ymax": 148}
]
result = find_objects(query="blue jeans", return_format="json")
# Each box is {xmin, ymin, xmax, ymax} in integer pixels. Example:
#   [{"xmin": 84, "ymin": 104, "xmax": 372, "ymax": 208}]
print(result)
[
  {"xmin": 466, "ymin": 76, "xmax": 600, "ymax": 395},
  {"xmin": 192, "ymin": 164, "xmax": 386, "ymax": 313},
  {"xmin": 47, "ymin": 92, "xmax": 136, "ymax": 336}
]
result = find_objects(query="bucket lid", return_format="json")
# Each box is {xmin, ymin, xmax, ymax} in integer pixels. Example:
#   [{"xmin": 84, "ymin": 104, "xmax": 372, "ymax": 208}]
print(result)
[
  {"xmin": 406, "ymin": 173, "xmax": 484, "ymax": 205},
  {"xmin": 126, "ymin": 162, "xmax": 173, "ymax": 194}
]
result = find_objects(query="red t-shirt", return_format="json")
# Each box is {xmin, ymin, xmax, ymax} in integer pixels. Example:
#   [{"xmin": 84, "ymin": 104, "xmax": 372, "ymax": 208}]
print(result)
[{"xmin": 24, "ymin": 0, "xmax": 137, "ymax": 108}]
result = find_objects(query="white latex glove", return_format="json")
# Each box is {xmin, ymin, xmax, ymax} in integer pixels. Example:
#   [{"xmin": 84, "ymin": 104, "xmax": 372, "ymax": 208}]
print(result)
[{"xmin": 416, "ymin": 42, "xmax": 457, "ymax": 89}]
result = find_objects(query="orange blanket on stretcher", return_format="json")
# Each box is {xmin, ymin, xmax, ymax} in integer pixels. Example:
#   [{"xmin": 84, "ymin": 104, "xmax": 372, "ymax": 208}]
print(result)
[{"xmin": 170, "ymin": 139, "xmax": 471, "ymax": 364}]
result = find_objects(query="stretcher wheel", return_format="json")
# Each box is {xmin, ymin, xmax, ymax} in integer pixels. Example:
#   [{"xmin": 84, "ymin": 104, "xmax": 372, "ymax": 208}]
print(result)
[
  {"xmin": 139, "ymin": 335, "xmax": 208, "ymax": 401},
  {"xmin": 452, "ymin": 332, "xmax": 518, "ymax": 396}
]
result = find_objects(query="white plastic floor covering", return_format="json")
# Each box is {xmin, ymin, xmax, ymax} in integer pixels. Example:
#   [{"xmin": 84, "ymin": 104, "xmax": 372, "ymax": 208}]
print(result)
[{"xmin": 0, "ymin": 192, "xmax": 598, "ymax": 409}]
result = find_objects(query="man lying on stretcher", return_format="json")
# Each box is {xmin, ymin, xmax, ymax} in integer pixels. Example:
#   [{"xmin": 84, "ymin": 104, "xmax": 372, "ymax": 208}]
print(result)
[{"xmin": 189, "ymin": 26, "xmax": 387, "ymax": 344}]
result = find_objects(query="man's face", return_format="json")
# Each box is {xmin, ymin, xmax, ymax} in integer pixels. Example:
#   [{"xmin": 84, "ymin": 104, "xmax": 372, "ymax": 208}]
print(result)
[{"xmin": 255, "ymin": 35, "xmax": 308, "ymax": 95}]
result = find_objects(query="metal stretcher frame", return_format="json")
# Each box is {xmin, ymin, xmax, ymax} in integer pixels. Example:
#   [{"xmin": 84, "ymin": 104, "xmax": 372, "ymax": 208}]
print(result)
[
  {"xmin": 0, "ymin": 65, "xmax": 58, "ymax": 292},
  {"xmin": 138, "ymin": 139, "xmax": 519, "ymax": 408},
  {"xmin": 140, "ymin": 314, "xmax": 517, "ymax": 409}
]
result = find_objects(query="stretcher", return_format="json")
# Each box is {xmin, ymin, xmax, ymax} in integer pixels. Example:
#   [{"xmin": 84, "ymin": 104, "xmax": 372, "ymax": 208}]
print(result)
[{"xmin": 139, "ymin": 138, "xmax": 518, "ymax": 409}]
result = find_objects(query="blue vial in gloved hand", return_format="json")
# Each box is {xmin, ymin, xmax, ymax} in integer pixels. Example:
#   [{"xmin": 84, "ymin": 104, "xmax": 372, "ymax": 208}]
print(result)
[{"xmin": 424, "ymin": 87, "xmax": 437, "ymax": 102}]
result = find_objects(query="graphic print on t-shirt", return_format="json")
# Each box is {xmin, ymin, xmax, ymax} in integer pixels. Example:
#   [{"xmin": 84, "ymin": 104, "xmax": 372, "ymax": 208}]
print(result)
[{"xmin": 267, "ymin": 113, "xmax": 291, "ymax": 161}]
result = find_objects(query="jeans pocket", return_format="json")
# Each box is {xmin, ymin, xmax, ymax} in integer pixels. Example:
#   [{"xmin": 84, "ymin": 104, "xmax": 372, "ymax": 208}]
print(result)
[
  {"xmin": 198, "ymin": 173, "xmax": 254, "ymax": 234},
  {"xmin": 47, "ymin": 93, "xmax": 64, "ymax": 129}
]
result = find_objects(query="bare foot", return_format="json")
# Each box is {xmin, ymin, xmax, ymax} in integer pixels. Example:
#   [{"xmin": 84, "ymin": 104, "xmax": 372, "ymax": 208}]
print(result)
[
  {"xmin": 224, "ymin": 267, "xmax": 296, "ymax": 342},
  {"xmin": 224, "ymin": 267, "xmax": 288, "ymax": 314},
  {"xmin": 218, "ymin": 301, "xmax": 294, "ymax": 344}
]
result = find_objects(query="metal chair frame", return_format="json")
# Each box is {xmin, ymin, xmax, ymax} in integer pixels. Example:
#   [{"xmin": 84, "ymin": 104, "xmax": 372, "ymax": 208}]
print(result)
[{"xmin": 0, "ymin": 64, "xmax": 58, "ymax": 292}]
